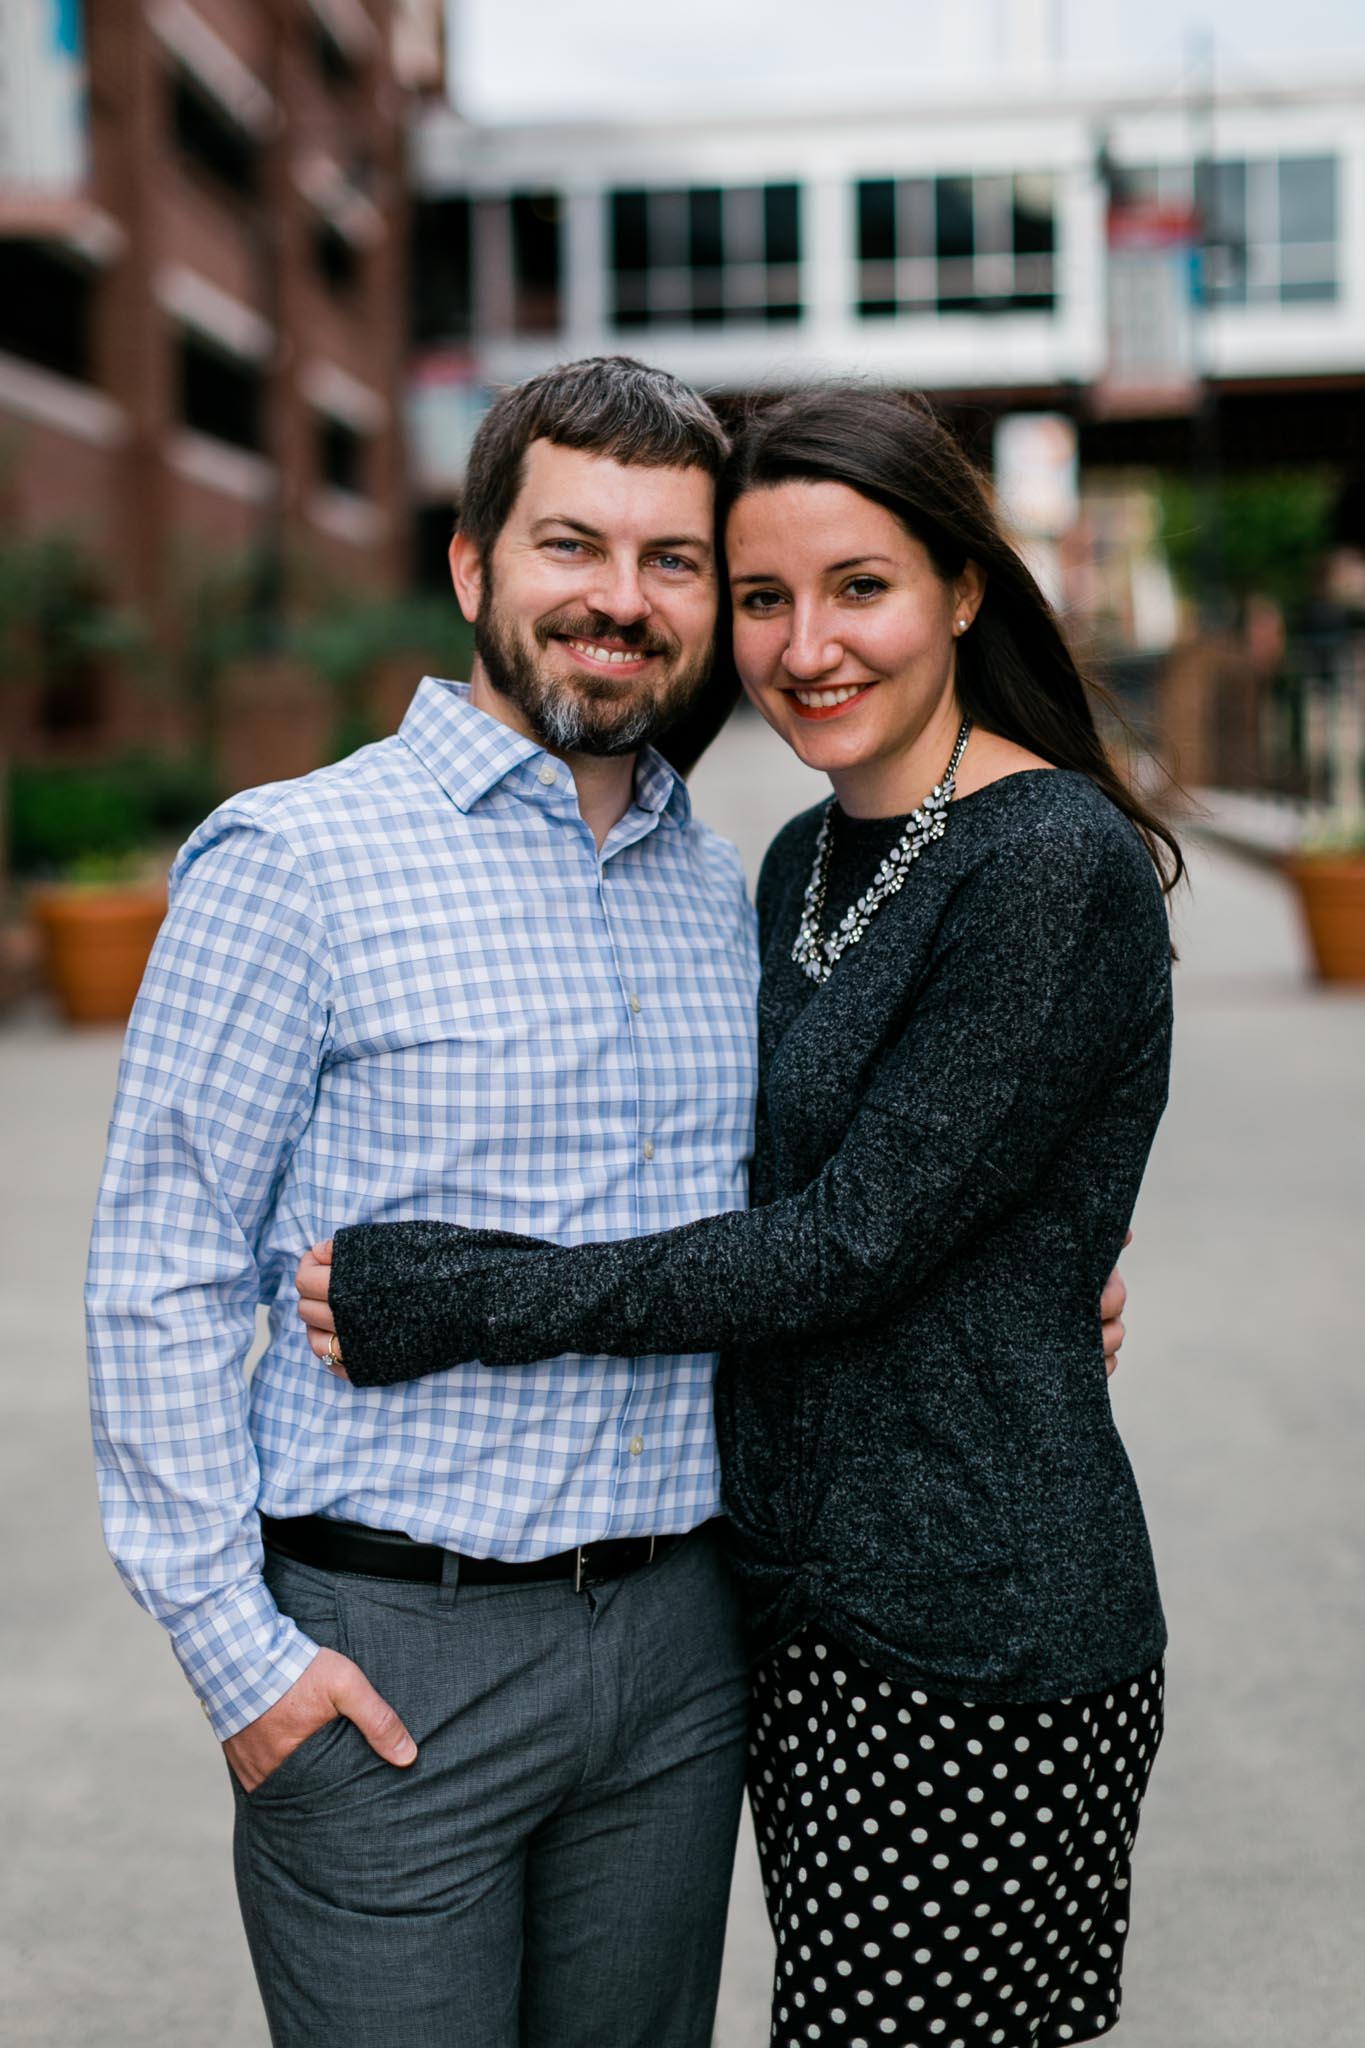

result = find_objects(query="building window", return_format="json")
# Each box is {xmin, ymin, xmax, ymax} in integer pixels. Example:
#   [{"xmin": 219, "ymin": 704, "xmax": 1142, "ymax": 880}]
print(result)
[
  {"xmin": 314, "ymin": 218, "xmax": 361, "ymax": 298},
  {"xmin": 1119, "ymin": 156, "xmax": 1338, "ymax": 305},
  {"xmin": 170, "ymin": 67, "xmax": 258, "ymax": 201},
  {"xmin": 608, "ymin": 184, "xmax": 802, "ymax": 328},
  {"xmin": 856, "ymin": 173, "xmax": 1056, "ymax": 316},
  {"xmin": 411, "ymin": 198, "xmax": 472, "ymax": 343},
  {"xmin": 510, "ymin": 192, "xmax": 562, "ymax": 333},
  {"xmin": 179, "ymin": 333, "xmax": 264, "ymax": 451},
  {"xmin": 318, "ymin": 414, "xmax": 366, "ymax": 495},
  {"xmin": 0, "ymin": 241, "xmax": 96, "ymax": 380}
]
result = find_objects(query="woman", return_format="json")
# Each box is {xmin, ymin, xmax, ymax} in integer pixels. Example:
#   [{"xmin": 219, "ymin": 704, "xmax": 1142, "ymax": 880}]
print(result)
[{"xmin": 299, "ymin": 387, "xmax": 1180, "ymax": 2048}]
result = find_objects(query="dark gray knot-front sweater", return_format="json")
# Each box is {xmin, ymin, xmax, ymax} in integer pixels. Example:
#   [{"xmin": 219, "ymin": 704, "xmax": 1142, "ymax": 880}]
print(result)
[{"xmin": 331, "ymin": 769, "xmax": 1172, "ymax": 1702}]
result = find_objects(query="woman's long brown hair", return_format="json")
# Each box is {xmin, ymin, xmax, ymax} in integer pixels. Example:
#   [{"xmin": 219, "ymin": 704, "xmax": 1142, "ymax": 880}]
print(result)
[{"xmin": 718, "ymin": 385, "xmax": 1184, "ymax": 895}]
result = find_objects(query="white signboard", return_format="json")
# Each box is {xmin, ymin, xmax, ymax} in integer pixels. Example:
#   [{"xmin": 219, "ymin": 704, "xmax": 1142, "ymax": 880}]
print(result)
[
  {"xmin": 993, "ymin": 413, "xmax": 1079, "ymax": 540},
  {"xmin": 1096, "ymin": 201, "xmax": 1198, "ymax": 417},
  {"xmin": 0, "ymin": 0, "xmax": 87, "ymax": 192}
]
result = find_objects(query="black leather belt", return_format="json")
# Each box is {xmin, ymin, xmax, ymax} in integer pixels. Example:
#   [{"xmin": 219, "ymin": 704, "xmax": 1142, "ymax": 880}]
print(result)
[{"xmin": 261, "ymin": 1512, "xmax": 689, "ymax": 1592}]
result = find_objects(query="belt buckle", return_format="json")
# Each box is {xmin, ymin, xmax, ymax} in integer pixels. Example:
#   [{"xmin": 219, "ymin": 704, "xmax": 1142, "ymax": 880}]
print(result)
[{"xmin": 573, "ymin": 1535, "xmax": 655, "ymax": 1592}]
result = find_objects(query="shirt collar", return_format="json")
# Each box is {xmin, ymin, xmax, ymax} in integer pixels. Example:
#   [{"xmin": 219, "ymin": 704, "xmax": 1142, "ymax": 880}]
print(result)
[
  {"xmin": 399, "ymin": 676, "xmax": 692, "ymax": 827},
  {"xmin": 399, "ymin": 677, "xmax": 543, "ymax": 812}
]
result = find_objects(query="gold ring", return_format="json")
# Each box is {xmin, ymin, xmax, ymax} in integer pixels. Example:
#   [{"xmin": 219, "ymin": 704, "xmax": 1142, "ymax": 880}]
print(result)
[{"xmin": 326, "ymin": 1332, "xmax": 343, "ymax": 1367}]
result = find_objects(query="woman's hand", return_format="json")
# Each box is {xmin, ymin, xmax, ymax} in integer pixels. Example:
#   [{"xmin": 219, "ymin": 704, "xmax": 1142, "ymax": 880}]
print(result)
[
  {"xmin": 1100, "ymin": 1229, "xmax": 1134, "ymax": 1378},
  {"xmin": 297, "ymin": 1241, "xmax": 349, "ymax": 1380}
]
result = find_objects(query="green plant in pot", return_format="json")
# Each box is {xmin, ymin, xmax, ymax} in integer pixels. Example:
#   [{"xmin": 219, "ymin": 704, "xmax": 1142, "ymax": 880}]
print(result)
[
  {"xmin": 1287, "ymin": 810, "xmax": 1365, "ymax": 985},
  {"xmin": 0, "ymin": 535, "xmax": 168, "ymax": 1022}
]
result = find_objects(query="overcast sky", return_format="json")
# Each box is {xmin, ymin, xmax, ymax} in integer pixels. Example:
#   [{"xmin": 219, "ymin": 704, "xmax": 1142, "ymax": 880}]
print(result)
[{"xmin": 454, "ymin": 0, "xmax": 1365, "ymax": 120}]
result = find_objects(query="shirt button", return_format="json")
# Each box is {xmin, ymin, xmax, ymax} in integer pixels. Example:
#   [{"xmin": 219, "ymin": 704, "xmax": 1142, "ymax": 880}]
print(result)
[
  {"xmin": 537, "ymin": 763, "xmax": 558, "ymax": 786},
  {"xmin": 629, "ymin": 1436, "xmax": 645, "ymax": 1456},
  {"xmin": 642, "ymin": 1138, "xmax": 655, "ymax": 1161},
  {"xmin": 629, "ymin": 993, "xmax": 641, "ymax": 1014}
]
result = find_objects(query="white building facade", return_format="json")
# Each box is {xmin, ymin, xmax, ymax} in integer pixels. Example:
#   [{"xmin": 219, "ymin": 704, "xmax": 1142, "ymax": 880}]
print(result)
[{"xmin": 406, "ymin": 70, "xmax": 1365, "ymax": 494}]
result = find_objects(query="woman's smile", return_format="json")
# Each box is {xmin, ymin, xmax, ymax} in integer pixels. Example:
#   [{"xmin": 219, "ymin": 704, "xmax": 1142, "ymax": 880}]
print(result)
[{"xmin": 785, "ymin": 680, "xmax": 880, "ymax": 719}]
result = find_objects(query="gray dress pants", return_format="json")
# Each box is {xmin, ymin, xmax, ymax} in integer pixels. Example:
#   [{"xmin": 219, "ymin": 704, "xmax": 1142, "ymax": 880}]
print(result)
[{"xmin": 232, "ymin": 1524, "xmax": 750, "ymax": 2048}]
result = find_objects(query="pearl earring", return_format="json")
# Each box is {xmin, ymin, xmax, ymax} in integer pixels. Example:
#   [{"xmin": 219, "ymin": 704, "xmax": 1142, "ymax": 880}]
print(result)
[{"xmin": 956, "ymin": 618, "xmax": 968, "ymax": 633}]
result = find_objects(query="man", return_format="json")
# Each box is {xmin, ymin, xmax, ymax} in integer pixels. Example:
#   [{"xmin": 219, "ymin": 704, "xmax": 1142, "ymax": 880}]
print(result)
[{"xmin": 88, "ymin": 355, "xmax": 1127, "ymax": 2047}]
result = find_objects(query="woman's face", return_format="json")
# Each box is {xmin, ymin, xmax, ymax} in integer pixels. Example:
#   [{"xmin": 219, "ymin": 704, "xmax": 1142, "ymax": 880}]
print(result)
[{"xmin": 726, "ymin": 481, "xmax": 983, "ymax": 808}]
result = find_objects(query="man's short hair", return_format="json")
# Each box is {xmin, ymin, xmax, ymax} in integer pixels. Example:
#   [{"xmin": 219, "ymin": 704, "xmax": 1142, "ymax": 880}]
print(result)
[{"xmin": 456, "ymin": 356, "xmax": 731, "ymax": 559}]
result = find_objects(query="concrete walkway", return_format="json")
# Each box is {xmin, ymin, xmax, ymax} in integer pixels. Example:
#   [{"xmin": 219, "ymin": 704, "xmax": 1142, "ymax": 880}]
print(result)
[{"xmin": 2, "ymin": 712, "xmax": 1361, "ymax": 2045}]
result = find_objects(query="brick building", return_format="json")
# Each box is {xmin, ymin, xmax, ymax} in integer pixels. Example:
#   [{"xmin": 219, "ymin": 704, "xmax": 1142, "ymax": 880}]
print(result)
[{"xmin": 0, "ymin": 0, "xmax": 415, "ymax": 756}]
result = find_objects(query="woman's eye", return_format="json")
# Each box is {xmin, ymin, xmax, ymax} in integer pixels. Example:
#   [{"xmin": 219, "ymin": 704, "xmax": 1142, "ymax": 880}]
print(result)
[
  {"xmin": 740, "ymin": 589, "xmax": 786, "ymax": 613},
  {"xmin": 844, "ymin": 576, "xmax": 886, "ymax": 600}
]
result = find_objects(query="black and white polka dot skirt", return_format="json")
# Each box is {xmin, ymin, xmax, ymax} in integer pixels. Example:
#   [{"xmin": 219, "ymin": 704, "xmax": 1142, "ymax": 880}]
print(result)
[{"xmin": 749, "ymin": 1632, "xmax": 1163, "ymax": 2048}]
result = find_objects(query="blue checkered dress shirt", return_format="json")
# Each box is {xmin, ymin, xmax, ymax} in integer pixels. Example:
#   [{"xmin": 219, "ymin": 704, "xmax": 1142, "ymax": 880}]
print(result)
[{"xmin": 87, "ymin": 678, "xmax": 759, "ymax": 1738}]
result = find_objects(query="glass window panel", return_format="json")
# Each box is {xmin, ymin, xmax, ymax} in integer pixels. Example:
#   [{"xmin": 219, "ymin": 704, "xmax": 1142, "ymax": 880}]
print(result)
[
  {"xmin": 613, "ymin": 272, "xmax": 650, "ymax": 315},
  {"xmin": 690, "ymin": 265, "xmax": 725, "ymax": 314},
  {"xmin": 611, "ymin": 192, "xmax": 649, "ymax": 272},
  {"xmin": 319, "ymin": 415, "xmax": 365, "ymax": 495},
  {"xmin": 180, "ymin": 334, "xmax": 264, "ymax": 450},
  {"xmin": 935, "ymin": 178, "xmax": 975, "ymax": 261},
  {"xmin": 897, "ymin": 256, "xmax": 938, "ymax": 307},
  {"xmin": 650, "ymin": 191, "xmax": 690, "ymax": 267},
  {"xmin": 975, "ymin": 176, "xmax": 1012, "ymax": 257},
  {"xmin": 1280, "ymin": 276, "xmax": 1338, "ymax": 304},
  {"xmin": 1196, "ymin": 159, "xmax": 1246, "ymax": 253},
  {"xmin": 726, "ymin": 186, "xmax": 766, "ymax": 266},
  {"xmin": 765, "ymin": 263, "xmax": 802, "ymax": 308},
  {"xmin": 1012, "ymin": 174, "xmax": 1055, "ymax": 256},
  {"xmin": 936, "ymin": 254, "xmax": 977, "ymax": 309},
  {"xmin": 858, "ymin": 180, "xmax": 896, "ymax": 262},
  {"xmin": 649, "ymin": 266, "xmax": 692, "ymax": 317},
  {"xmin": 1200, "ymin": 240, "xmax": 1246, "ymax": 304},
  {"xmin": 974, "ymin": 252, "xmax": 1014, "ymax": 297},
  {"xmin": 510, "ymin": 192, "xmax": 561, "ymax": 333},
  {"xmin": 0, "ymin": 242, "xmax": 95, "ymax": 379},
  {"xmin": 689, "ymin": 189, "xmax": 725, "ymax": 269},
  {"xmin": 1115, "ymin": 164, "xmax": 1161, "ymax": 206},
  {"xmin": 1279, "ymin": 241, "xmax": 1337, "ymax": 285},
  {"xmin": 763, "ymin": 300, "xmax": 802, "ymax": 324},
  {"xmin": 898, "ymin": 178, "xmax": 934, "ymax": 259},
  {"xmin": 724, "ymin": 261, "xmax": 769, "ymax": 309},
  {"xmin": 1013, "ymin": 253, "xmax": 1055, "ymax": 298},
  {"xmin": 764, "ymin": 184, "xmax": 801, "ymax": 265},
  {"xmin": 1278, "ymin": 156, "xmax": 1336, "ymax": 244},
  {"xmin": 857, "ymin": 259, "xmax": 898, "ymax": 308}
]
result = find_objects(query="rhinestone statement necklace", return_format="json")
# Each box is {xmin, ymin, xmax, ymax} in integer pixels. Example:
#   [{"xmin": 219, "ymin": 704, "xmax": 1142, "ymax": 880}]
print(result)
[{"xmin": 792, "ymin": 719, "xmax": 973, "ymax": 985}]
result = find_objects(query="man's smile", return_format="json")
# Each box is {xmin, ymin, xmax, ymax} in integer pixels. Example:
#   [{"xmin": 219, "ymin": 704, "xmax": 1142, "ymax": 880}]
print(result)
[{"xmin": 554, "ymin": 636, "xmax": 660, "ymax": 674}]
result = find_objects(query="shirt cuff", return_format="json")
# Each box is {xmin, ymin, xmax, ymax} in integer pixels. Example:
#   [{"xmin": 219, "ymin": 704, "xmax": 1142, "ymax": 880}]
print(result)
[{"xmin": 168, "ymin": 1574, "xmax": 322, "ymax": 1740}]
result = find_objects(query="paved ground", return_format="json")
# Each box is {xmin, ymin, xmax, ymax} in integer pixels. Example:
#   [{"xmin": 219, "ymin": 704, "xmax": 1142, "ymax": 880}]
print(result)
[{"xmin": 2, "ymin": 711, "xmax": 1361, "ymax": 2045}]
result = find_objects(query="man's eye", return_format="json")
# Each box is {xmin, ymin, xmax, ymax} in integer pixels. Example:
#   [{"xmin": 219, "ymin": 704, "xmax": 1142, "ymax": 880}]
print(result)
[
  {"xmin": 546, "ymin": 538, "xmax": 585, "ymax": 555},
  {"xmin": 651, "ymin": 553, "xmax": 693, "ymax": 573}
]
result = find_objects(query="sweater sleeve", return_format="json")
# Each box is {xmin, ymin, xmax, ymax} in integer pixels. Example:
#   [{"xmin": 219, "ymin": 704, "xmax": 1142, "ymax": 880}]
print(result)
[{"xmin": 329, "ymin": 815, "xmax": 1169, "ymax": 1384}]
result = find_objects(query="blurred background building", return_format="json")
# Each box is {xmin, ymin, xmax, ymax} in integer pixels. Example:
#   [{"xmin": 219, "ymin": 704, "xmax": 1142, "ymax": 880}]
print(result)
[{"xmin": 2, "ymin": 0, "xmax": 1364, "ymax": 1004}]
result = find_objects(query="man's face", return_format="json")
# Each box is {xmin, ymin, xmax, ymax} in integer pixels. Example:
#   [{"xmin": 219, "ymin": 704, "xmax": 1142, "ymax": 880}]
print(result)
[{"xmin": 454, "ymin": 440, "xmax": 719, "ymax": 757}]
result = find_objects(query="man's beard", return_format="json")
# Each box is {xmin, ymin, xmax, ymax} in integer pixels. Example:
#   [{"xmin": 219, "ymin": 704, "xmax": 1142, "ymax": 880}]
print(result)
[{"xmin": 474, "ymin": 583, "xmax": 715, "ymax": 758}]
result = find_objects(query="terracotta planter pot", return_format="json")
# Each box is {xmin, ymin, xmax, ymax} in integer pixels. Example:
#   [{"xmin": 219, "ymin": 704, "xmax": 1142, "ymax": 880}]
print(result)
[
  {"xmin": 1286, "ymin": 855, "xmax": 1365, "ymax": 985},
  {"xmin": 31, "ymin": 885, "xmax": 167, "ymax": 1024}
]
